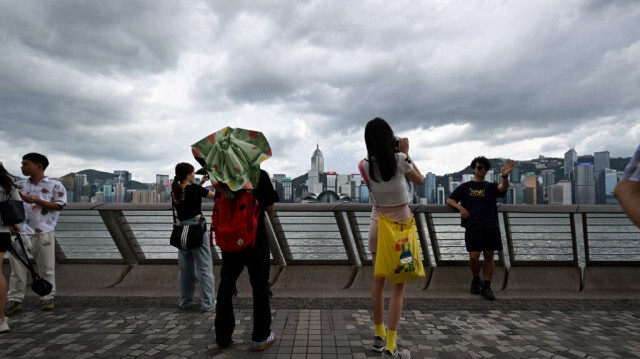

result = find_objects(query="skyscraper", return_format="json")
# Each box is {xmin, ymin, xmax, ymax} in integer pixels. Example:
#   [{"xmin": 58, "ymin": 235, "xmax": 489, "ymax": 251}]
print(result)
[
  {"xmin": 593, "ymin": 151, "xmax": 610, "ymax": 174},
  {"xmin": 574, "ymin": 163, "xmax": 595, "ymax": 204},
  {"xmin": 597, "ymin": 168, "xmax": 618, "ymax": 204},
  {"xmin": 310, "ymin": 144, "xmax": 324, "ymax": 173},
  {"xmin": 424, "ymin": 172, "xmax": 436, "ymax": 204},
  {"xmin": 74, "ymin": 174, "xmax": 87, "ymax": 203},
  {"xmin": 113, "ymin": 170, "xmax": 132, "ymax": 187},
  {"xmin": 564, "ymin": 148, "xmax": 577, "ymax": 179},
  {"xmin": 524, "ymin": 173, "xmax": 537, "ymax": 204},
  {"xmin": 541, "ymin": 169, "xmax": 555, "ymax": 204},
  {"xmin": 307, "ymin": 145, "xmax": 324, "ymax": 195},
  {"xmin": 156, "ymin": 174, "xmax": 170, "ymax": 185},
  {"xmin": 548, "ymin": 180, "xmax": 572, "ymax": 205},
  {"xmin": 436, "ymin": 185, "xmax": 446, "ymax": 204}
]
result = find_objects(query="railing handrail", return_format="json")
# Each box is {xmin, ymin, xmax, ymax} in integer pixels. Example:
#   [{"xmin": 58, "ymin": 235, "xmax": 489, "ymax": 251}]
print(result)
[{"xmin": 48, "ymin": 203, "xmax": 640, "ymax": 268}]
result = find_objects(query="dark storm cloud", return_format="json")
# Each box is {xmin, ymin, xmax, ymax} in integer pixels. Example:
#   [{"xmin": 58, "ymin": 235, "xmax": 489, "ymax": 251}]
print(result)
[
  {"xmin": 0, "ymin": 0, "xmax": 638, "ymax": 180},
  {"xmin": 0, "ymin": 0, "xmax": 199, "ymax": 74},
  {"xmin": 195, "ymin": 0, "xmax": 640, "ymax": 141}
]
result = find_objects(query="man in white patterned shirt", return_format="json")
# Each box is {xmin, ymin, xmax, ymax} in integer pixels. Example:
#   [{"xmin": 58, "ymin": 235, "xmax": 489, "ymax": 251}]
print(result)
[{"xmin": 6, "ymin": 153, "xmax": 67, "ymax": 315}]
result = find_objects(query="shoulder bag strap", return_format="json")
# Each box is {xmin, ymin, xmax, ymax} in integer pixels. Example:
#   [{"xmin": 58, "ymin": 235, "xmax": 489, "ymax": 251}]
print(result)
[
  {"xmin": 358, "ymin": 159, "xmax": 378, "ymax": 206},
  {"xmin": 9, "ymin": 234, "xmax": 40, "ymax": 281}
]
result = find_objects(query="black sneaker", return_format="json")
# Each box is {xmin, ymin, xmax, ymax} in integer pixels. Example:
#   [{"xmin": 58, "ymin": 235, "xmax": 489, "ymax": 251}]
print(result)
[
  {"xmin": 373, "ymin": 336, "xmax": 385, "ymax": 353},
  {"xmin": 482, "ymin": 286, "xmax": 495, "ymax": 300},
  {"xmin": 470, "ymin": 277, "xmax": 483, "ymax": 295},
  {"xmin": 5, "ymin": 301, "xmax": 22, "ymax": 316},
  {"xmin": 216, "ymin": 339, "xmax": 233, "ymax": 349}
]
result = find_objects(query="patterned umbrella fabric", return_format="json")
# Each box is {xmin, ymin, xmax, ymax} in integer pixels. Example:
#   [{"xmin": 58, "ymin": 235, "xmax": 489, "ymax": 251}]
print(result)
[{"xmin": 191, "ymin": 127, "xmax": 272, "ymax": 191}]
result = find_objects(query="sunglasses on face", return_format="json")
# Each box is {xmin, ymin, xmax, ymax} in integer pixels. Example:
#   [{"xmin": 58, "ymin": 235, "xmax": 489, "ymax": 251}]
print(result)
[{"xmin": 475, "ymin": 165, "xmax": 487, "ymax": 171}]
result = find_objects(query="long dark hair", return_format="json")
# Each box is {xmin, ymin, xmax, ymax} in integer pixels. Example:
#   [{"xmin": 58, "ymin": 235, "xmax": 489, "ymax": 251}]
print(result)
[
  {"xmin": 364, "ymin": 117, "xmax": 397, "ymax": 182},
  {"xmin": 0, "ymin": 162, "xmax": 20, "ymax": 193},
  {"xmin": 172, "ymin": 162, "xmax": 194, "ymax": 204}
]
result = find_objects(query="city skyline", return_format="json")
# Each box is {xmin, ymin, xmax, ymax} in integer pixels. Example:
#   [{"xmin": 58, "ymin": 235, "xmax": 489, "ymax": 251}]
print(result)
[
  {"xmin": 52, "ymin": 145, "xmax": 629, "ymax": 206},
  {"xmin": 1, "ymin": 2, "xmax": 639, "ymax": 184},
  {"xmin": 18, "ymin": 146, "xmax": 631, "ymax": 186}
]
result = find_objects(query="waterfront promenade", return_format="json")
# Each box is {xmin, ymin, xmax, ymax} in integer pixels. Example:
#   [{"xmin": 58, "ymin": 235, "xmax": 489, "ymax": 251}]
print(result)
[
  {"xmin": 2, "ymin": 293, "xmax": 640, "ymax": 358},
  {"xmin": 2, "ymin": 203, "xmax": 639, "ymax": 358}
]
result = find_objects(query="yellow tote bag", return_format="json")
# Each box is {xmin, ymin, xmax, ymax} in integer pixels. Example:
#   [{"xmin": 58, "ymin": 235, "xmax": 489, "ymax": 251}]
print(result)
[{"xmin": 374, "ymin": 214, "xmax": 426, "ymax": 284}]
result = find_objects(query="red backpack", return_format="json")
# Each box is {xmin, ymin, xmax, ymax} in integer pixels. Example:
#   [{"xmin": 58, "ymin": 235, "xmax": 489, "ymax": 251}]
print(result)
[{"xmin": 210, "ymin": 190, "xmax": 260, "ymax": 252}]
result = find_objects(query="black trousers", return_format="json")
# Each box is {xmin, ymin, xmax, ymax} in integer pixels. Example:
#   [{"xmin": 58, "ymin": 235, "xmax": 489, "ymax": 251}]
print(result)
[{"xmin": 214, "ymin": 235, "xmax": 272, "ymax": 345}]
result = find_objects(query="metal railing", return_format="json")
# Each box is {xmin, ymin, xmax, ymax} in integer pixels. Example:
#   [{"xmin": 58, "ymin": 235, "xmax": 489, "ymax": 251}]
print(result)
[{"xmin": 43, "ymin": 203, "xmax": 640, "ymax": 269}]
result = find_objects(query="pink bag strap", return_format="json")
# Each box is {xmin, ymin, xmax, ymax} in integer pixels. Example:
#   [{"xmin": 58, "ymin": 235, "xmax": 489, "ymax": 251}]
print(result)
[
  {"xmin": 358, "ymin": 159, "xmax": 377, "ymax": 205},
  {"xmin": 358, "ymin": 159, "xmax": 370, "ymax": 186}
]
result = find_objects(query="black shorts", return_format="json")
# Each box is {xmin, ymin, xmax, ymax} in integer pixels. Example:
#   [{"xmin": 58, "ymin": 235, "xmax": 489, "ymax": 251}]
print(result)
[
  {"xmin": 464, "ymin": 227, "xmax": 503, "ymax": 252},
  {"xmin": 0, "ymin": 232, "xmax": 10, "ymax": 252}
]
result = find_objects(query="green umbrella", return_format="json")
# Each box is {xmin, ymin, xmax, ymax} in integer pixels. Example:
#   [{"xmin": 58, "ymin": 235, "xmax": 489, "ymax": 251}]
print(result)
[{"xmin": 191, "ymin": 126, "xmax": 272, "ymax": 192}]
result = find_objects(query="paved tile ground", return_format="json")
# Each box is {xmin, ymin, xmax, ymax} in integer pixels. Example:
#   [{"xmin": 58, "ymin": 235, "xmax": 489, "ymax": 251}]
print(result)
[{"xmin": 1, "ymin": 297, "xmax": 640, "ymax": 358}]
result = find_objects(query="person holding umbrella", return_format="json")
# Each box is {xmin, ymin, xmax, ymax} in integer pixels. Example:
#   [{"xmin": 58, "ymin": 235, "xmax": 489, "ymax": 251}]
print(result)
[
  {"xmin": 191, "ymin": 127, "xmax": 279, "ymax": 351},
  {"xmin": 171, "ymin": 162, "xmax": 216, "ymax": 312}
]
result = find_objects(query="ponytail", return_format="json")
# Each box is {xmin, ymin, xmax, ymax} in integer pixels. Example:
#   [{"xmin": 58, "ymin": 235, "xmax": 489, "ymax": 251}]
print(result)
[
  {"xmin": 0, "ymin": 163, "xmax": 20, "ymax": 193},
  {"xmin": 172, "ymin": 162, "xmax": 195, "ymax": 204}
]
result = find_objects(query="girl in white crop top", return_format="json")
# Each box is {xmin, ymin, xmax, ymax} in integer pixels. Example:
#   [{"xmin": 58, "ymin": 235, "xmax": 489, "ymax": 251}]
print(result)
[{"xmin": 363, "ymin": 118, "xmax": 423, "ymax": 357}]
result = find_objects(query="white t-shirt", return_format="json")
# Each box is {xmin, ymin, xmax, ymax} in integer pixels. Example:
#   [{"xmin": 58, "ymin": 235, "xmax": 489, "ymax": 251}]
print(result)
[{"xmin": 362, "ymin": 153, "xmax": 414, "ymax": 206}]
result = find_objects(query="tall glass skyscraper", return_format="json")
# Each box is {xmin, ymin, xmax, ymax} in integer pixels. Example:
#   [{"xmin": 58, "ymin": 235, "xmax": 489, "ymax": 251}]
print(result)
[
  {"xmin": 597, "ymin": 168, "xmax": 618, "ymax": 204},
  {"xmin": 574, "ymin": 163, "xmax": 595, "ymax": 204},
  {"xmin": 594, "ymin": 151, "xmax": 610, "ymax": 174},
  {"xmin": 307, "ymin": 145, "xmax": 324, "ymax": 195},
  {"xmin": 564, "ymin": 148, "xmax": 577, "ymax": 179},
  {"xmin": 424, "ymin": 172, "xmax": 436, "ymax": 204}
]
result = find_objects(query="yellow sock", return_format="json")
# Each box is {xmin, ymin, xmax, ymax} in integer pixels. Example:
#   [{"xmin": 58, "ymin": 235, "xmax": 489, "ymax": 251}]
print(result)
[
  {"xmin": 386, "ymin": 330, "xmax": 397, "ymax": 353},
  {"xmin": 375, "ymin": 323, "xmax": 386, "ymax": 338}
]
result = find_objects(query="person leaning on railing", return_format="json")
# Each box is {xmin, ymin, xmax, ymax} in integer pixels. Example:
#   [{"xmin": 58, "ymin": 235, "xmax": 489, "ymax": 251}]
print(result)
[{"xmin": 614, "ymin": 142, "xmax": 640, "ymax": 228}]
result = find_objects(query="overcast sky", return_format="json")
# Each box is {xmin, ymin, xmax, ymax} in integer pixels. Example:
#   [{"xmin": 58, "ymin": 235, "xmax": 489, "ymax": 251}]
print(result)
[{"xmin": 1, "ymin": 0, "xmax": 639, "ymax": 183}]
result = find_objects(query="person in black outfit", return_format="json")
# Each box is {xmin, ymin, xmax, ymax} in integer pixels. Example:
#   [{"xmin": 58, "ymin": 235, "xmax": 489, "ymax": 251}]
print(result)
[
  {"xmin": 446, "ymin": 156, "xmax": 515, "ymax": 300},
  {"xmin": 214, "ymin": 169, "xmax": 279, "ymax": 351},
  {"xmin": 0, "ymin": 162, "xmax": 22, "ymax": 333}
]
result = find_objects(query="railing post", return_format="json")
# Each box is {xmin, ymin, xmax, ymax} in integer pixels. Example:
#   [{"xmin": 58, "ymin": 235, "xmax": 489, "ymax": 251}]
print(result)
[
  {"xmin": 570, "ymin": 212, "xmax": 579, "ymax": 267},
  {"xmin": 581, "ymin": 212, "xmax": 591, "ymax": 266},
  {"xmin": 425, "ymin": 213, "xmax": 441, "ymax": 264},
  {"xmin": 346, "ymin": 211, "xmax": 369, "ymax": 264},
  {"xmin": 503, "ymin": 212, "xmax": 515, "ymax": 264},
  {"xmin": 334, "ymin": 210, "xmax": 359, "ymax": 266},
  {"xmin": 265, "ymin": 212, "xmax": 286, "ymax": 266},
  {"xmin": 268, "ymin": 211, "xmax": 293, "ymax": 264},
  {"xmin": 414, "ymin": 212, "xmax": 433, "ymax": 267},
  {"xmin": 99, "ymin": 209, "xmax": 142, "ymax": 265}
]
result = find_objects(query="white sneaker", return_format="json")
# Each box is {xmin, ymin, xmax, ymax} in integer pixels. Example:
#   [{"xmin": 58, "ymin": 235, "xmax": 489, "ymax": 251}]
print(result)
[
  {"xmin": 382, "ymin": 348, "xmax": 411, "ymax": 359},
  {"xmin": 0, "ymin": 317, "xmax": 9, "ymax": 333},
  {"xmin": 252, "ymin": 331, "xmax": 276, "ymax": 351}
]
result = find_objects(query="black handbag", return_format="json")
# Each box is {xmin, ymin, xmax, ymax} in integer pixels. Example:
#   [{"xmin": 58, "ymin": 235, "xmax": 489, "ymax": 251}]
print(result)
[
  {"xmin": 169, "ymin": 200, "xmax": 205, "ymax": 250},
  {"xmin": 0, "ymin": 189, "xmax": 25, "ymax": 225},
  {"xmin": 9, "ymin": 234, "xmax": 53, "ymax": 297}
]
